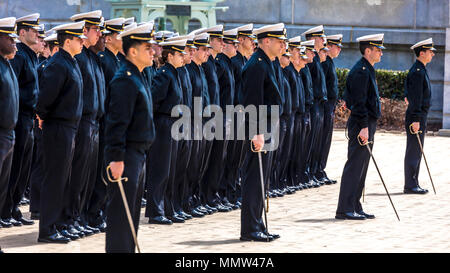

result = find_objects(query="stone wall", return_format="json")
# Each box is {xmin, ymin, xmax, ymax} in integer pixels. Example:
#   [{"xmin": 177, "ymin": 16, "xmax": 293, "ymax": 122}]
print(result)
[{"xmin": 1, "ymin": 0, "xmax": 448, "ymax": 127}]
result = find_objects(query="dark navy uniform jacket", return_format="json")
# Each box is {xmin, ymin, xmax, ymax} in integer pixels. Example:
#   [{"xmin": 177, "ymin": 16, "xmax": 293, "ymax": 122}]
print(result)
[
  {"xmin": 75, "ymin": 46, "xmax": 100, "ymax": 121},
  {"xmin": 285, "ymin": 63, "xmax": 305, "ymax": 114},
  {"xmin": 151, "ymin": 63, "xmax": 183, "ymax": 116},
  {"xmin": 241, "ymin": 48, "xmax": 283, "ymax": 132},
  {"xmin": 0, "ymin": 56, "xmax": 19, "ymax": 138},
  {"xmin": 38, "ymin": 55, "xmax": 47, "ymax": 65},
  {"xmin": 116, "ymin": 52, "xmax": 126, "ymax": 64},
  {"xmin": 186, "ymin": 62, "xmax": 209, "ymax": 118},
  {"xmin": 300, "ymin": 65, "xmax": 314, "ymax": 112},
  {"xmin": 307, "ymin": 52, "xmax": 328, "ymax": 103},
  {"xmin": 37, "ymin": 59, "xmax": 48, "ymax": 78},
  {"xmin": 98, "ymin": 48, "xmax": 121, "ymax": 116},
  {"xmin": 231, "ymin": 51, "xmax": 247, "ymax": 105},
  {"xmin": 405, "ymin": 60, "xmax": 431, "ymax": 122},
  {"xmin": 344, "ymin": 57, "xmax": 381, "ymax": 128},
  {"xmin": 178, "ymin": 65, "xmax": 193, "ymax": 110},
  {"xmin": 202, "ymin": 55, "xmax": 220, "ymax": 106},
  {"xmin": 98, "ymin": 48, "xmax": 120, "ymax": 88},
  {"xmin": 36, "ymin": 48, "xmax": 83, "ymax": 127},
  {"xmin": 90, "ymin": 49, "xmax": 106, "ymax": 121},
  {"xmin": 10, "ymin": 42, "xmax": 39, "ymax": 115},
  {"xmin": 272, "ymin": 58, "xmax": 286, "ymax": 116},
  {"xmin": 215, "ymin": 53, "xmax": 235, "ymax": 109},
  {"xmin": 143, "ymin": 65, "xmax": 157, "ymax": 90},
  {"xmin": 321, "ymin": 56, "xmax": 339, "ymax": 101},
  {"xmin": 104, "ymin": 59, "xmax": 155, "ymax": 163}
]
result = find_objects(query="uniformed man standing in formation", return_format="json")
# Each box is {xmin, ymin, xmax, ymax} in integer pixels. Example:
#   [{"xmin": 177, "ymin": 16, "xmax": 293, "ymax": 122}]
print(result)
[
  {"xmin": 104, "ymin": 22, "xmax": 156, "ymax": 253},
  {"xmin": 2, "ymin": 14, "xmax": 40, "ymax": 227},
  {"xmin": 29, "ymin": 32, "xmax": 59, "ymax": 219},
  {"xmin": 0, "ymin": 17, "xmax": 20, "ymax": 239},
  {"xmin": 336, "ymin": 34, "xmax": 385, "ymax": 220},
  {"xmin": 36, "ymin": 21, "xmax": 85, "ymax": 242},
  {"xmin": 403, "ymin": 38, "xmax": 436, "ymax": 195},
  {"xmin": 319, "ymin": 34, "xmax": 343, "ymax": 185},
  {"xmin": 240, "ymin": 23, "xmax": 286, "ymax": 242}
]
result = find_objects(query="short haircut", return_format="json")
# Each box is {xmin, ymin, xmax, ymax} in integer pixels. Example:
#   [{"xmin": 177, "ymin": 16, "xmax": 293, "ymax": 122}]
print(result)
[
  {"xmin": 57, "ymin": 33, "xmax": 75, "ymax": 48},
  {"xmin": 122, "ymin": 37, "xmax": 146, "ymax": 56},
  {"xmin": 48, "ymin": 43, "xmax": 58, "ymax": 52},
  {"xmin": 414, "ymin": 47, "xmax": 427, "ymax": 58},
  {"xmin": 17, "ymin": 26, "xmax": 32, "ymax": 36},
  {"xmin": 359, "ymin": 44, "xmax": 375, "ymax": 55}
]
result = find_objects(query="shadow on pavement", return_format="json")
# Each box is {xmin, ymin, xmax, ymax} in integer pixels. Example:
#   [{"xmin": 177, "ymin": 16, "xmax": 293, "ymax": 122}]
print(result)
[
  {"xmin": 295, "ymin": 218, "xmax": 339, "ymax": 223},
  {"xmin": 177, "ymin": 239, "xmax": 242, "ymax": 246},
  {"xmin": 0, "ymin": 231, "xmax": 39, "ymax": 248},
  {"xmin": 365, "ymin": 192, "xmax": 404, "ymax": 196}
]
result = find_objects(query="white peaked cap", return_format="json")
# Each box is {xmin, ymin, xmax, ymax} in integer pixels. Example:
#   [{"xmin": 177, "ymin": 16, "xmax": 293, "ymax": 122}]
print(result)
[
  {"xmin": 411, "ymin": 38, "xmax": 436, "ymax": 51},
  {"xmin": 105, "ymin": 18, "xmax": 125, "ymax": 26},
  {"xmin": 117, "ymin": 22, "xmax": 154, "ymax": 41},
  {"xmin": 0, "ymin": 17, "xmax": 19, "ymax": 38},
  {"xmin": 356, "ymin": 33, "xmax": 384, "ymax": 42},
  {"xmin": 70, "ymin": 10, "xmax": 102, "ymax": 22},
  {"xmin": 166, "ymin": 34, "xmax": 195, "ymax": 42},
  {"xmin": 326, "ymin": 34, "xmax": 343, "ymax": 40},
  {"xmin": 302, "ymin": 25, "xmax": 325, "ymax": 37},
  {"xmin": 124, "ymin": 17, "xmax": 135, "ymax": 26},
  {"xmin": 44, "ymin": 33, "xmax": 57, "ymax": 42},
  {"xmin": 237, "ymin": 23, "xmax": 253, "ymax": 32},
  {"xmin": 53, "ymin": 21, "xmax": 87, "ymax": 39},
  {"xmin": 288, "ymin": 36, "xmax": 302, "ymax": 43},
  {"xmin": 223, "ymin": 27, "xmax": 238, "ymax": 36},
  {"xmin": 203, "ymin": 25, "xmax": 223, "ymax": 33}
]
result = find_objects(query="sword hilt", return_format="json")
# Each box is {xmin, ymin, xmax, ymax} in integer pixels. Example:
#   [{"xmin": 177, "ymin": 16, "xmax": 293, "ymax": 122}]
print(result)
[
  {"xmin": 250, "ymin": 141, "xmax": 267, "ymax": 154},
  {"xmin": 357, "ymin": 136, "xmax": 373, "ymax": 146},
  {"xmin": 409, "ymin": 123, "xmax": 422, "ymax": 135},
  {"xmin": 106, "ymin": 165, "xmax": 129, "ymax": 183}
]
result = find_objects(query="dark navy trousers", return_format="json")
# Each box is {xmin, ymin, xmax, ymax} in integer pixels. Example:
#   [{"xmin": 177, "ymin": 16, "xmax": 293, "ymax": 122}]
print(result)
[
  {"xmin": 318, "ymin": 99, "xmax": 336, "ymax": 178},
  {"xmin": 145, "ymin": 115, "xmax": 178, "ymax": 218},
  {"xmin": 105, "ymin": 146, "xmax": 146, "ymax": 253},
  {"xmin": 39, "ymin": 121, "xmax": 77, "ymax": 237},
  {"xmin": 404, "ymin": 114, "xmax": 428, "ymax": 190},
  {"xmin": 2, "ymin": 113, "xmax": 34, "ymax": 220},
  {"xmin": 0, "ymin": 133, "xmax": 14, "ymax": 219},
  {"xmin": 336, "ymin": 117, "xmax": 377, "ymax": 214}
]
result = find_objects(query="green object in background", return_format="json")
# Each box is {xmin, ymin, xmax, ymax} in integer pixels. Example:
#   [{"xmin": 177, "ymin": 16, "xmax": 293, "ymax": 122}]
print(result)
[{"xmin": 336, "ymin": 68, "xmax": 408, "ymax": 100}]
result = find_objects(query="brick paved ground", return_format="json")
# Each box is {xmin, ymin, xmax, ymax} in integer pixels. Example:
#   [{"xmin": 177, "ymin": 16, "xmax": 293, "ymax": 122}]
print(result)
[{"xmin": 1, "ymin": 130, "xmax": 449, "ymax": 253}]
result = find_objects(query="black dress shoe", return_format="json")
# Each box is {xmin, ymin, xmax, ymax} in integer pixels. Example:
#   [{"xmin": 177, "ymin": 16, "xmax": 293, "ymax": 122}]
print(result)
[
  {"xmin": 404, "ymin": 187, "xmax": 429, "ymax": 194},
  {"xmin": 85, "ymin": 225, "xmax": 100, "ymax": 234},
  {"xmin": 335, "ymin": 212, "xmax": 366, "ymax": 220},
  {"xmin": 168, "ymin": 215, "xmax": 185, "ymax": 223},
  {"xmin": 15, "ymin": 217, "xmax": 34, "ymax": 225},
  {"xmin": 240, "ymin": 232, "xmax": 274, "ymax": 242},
  {"xmin": 190, "ymin": 209, "xmax": 205, "ymax": 218},
  {"xmin": 196, "ymin": 206, "xmax": 212, "ymax": 215},
  {"xmin": 4, "ymin": 218, "xmax": 22, "ymax": 227},
  {"xmin": 30, "ymin": 212, "xmax": 40, "ymax": 220},
  {"xmin": 75, "ymin": 225, "xmax": 94, "ymax": 236},
  {"xmin": 141, "ymin": 198, "xmax": 147, "ymax": 208},
  {"xmin": 358, "ymin": 211, "xmax": 375, "ymax": 219},
  {"xmin": 38, "ymin": 233, "xmax": 71, "ymax": 244},
  {"xmin": 148, "ymin": 216, "xmax": 173, "ymax": 225},
  {"xmin": 178, "ymin": 211, "xmax": 193, "ymax": 220},
  {"xmin": 204, "ymin": 204, "xmax": 218, "ymax": 213},
  {"xmin": 323, "ymin": 178, "xmax": 333, "ymax": 185},
  {"xmin": 67, "ymin": 226, "xmax": 83, "ymax": 237},
  {"xmin": 0, "ymin": 219, "xmax": 13, "ymax": 228},
  {"xmin": 266, "ymin": 232, "xmax": 280, "ymax": 239},
  {"xmin": 94, "ymin": 222, "xmax": 107, "ymax": 232},
  {"xmin": 231, "ymin": 203, "xmax": 240, "ymax": 210},
  {"xmin": 236, "ymin": 200, "xmax": 242, "ymax": 207},
  {"xmin": 215, "ymin": 204, "xmax": 232, "ymax": 212},
  {"xmin": 59, "ymin": 229, "xmax": 80, "ymax": 240}
]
